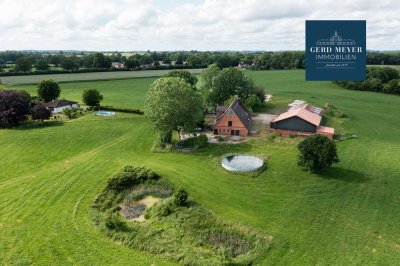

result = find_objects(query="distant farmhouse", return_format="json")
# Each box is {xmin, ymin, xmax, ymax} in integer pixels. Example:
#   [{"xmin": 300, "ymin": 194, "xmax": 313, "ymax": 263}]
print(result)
[
  {"xmin": 111, "ymin": 62, "xmax": 125, "ymax": 69},
  {"xmin": 43, "ymin": 99, "xmax": 79, "ymax": 113},
  {"xmin": 270, "ymin": 104, "xmax": 334, "ymax": 139},
  {"xmin": 213, "ymin": 99, "xmax": 252, "ymax": 137}
]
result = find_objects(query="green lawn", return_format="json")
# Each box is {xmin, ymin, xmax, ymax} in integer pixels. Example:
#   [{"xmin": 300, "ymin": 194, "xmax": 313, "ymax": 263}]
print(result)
[
  {"xmin": 1, "ymin": 70, "xmax": 400, "ymax": 265},
  {"xmin": 15, "ymin": 78, "xmax": 157, "ymax": 109},
  {"xmin": 0, "ymin": 69, "xmax": 204, "ymax": 86}
]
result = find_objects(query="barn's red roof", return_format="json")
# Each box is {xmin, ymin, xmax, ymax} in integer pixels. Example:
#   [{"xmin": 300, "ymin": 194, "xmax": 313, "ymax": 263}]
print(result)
[
  {"xmin": 271, "ymin": 107, "xmax": 322, "ymax": 126},
  {"xmin": 317, "ymin": 126, "xmax": 335, "ymax": 134}
]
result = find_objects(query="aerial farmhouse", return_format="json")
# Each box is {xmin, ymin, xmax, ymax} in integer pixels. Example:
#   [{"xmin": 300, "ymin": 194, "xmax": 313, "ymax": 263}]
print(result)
[{"xmin": 213, "ymin": 99, "xmax": 252, "ymax": 137}]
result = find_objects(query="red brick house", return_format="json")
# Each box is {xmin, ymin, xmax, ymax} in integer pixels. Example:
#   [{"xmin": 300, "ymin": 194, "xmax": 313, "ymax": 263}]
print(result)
[{"xmin": 213, "ymin": 99, "xmax": 252, "ymax": 137}]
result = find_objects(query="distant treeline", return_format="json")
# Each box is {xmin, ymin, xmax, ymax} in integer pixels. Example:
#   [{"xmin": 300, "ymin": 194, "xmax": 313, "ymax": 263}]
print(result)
[
  {"xmin": 0, "ymin": 50, "xmax": 399, "ymax": 76},
  {"xmin": 335, "ymin": 67, "xmax": 400, "ymax": 95}
]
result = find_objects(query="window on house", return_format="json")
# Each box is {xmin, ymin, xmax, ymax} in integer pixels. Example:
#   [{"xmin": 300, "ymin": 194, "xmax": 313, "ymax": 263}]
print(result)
[{"xmin": 228, "ymin": 121, "xmax": 232, "ymax": 127}]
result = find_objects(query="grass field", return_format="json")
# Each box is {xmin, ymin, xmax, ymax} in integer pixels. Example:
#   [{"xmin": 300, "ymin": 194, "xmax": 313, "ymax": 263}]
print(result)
[
  {"xmin": 368, "ymin": 64, "xmax": 400, "ymax": 70},
  {"xmin": 0, "ymin": 69, "xmax": 204, "ymax": 86},
  {"xmin": 1, "ymin": 70, "xmax": 400, "ymax": 265}
]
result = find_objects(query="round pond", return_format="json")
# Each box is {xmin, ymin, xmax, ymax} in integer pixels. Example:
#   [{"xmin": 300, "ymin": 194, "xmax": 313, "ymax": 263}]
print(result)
[
  {"xmin": 221, "ymin": 154, "xmax": 264, "ymax": 172},
  {"xmin": 96, "ymin": 111, "xmax": 116, "ymax": 117}
]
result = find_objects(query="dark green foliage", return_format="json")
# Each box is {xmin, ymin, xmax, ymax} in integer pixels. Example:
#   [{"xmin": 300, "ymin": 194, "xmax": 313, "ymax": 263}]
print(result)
[
  {"xmin": 61, "ymin": 57, "xmax": 78, "ymax": 71},
  {"xmin": 82, "ymin": 89, "xmax": 103, "ymax": 107},
  {"xmin": 31, "ymin": 103, "xmax": 51, "ymax": 122},
  {"xmin": 93, "ymin": 53, "xmax": 112, "ymax": 69},
  {"xmin": 14, "ymin": 57, "xmax": 32, "ymax": 72},
  {"xmin": 335, "ymin": 66, "xmax": 400, "ymax": 95},
  {"xmin": 175, "ymin": 134, "xmax": 208, "ymax": 150},
  {"xmin": 35, "ymin": 60, "xmax": 50, "ymax": 71},
  {"xmin": 106, "ymin": 166, "xmax": 159, "ymax": 192},
  {"xmin": 163, "ymin": 70, "xmax": 198, "ymax": 88},
  {"xmin": 208, "ymin": 68, "xmax": 255, "ymax": 106},
  {"xmin": 173, "ymin": 188, "xmax": 189, "ymax": 207},
  {"xmin": 0, "ymin": 89, "xmax": 31, "ymax": 128},
  {"xmin": 37, "ymin": 80, "xmax": 60, "ymax": 102},
  {"xmin": 298, "ymin": 135, "xmax": 339, "ymax": 173}
]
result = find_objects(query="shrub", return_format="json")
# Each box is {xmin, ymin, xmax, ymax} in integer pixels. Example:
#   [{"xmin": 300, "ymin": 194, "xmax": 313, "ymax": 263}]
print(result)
[
  {"xmin": 298, "ymin": 134, "xmax": 339, "ymax": 173},
  {"xmin": 62, "ymin": 107, "xmax": 80, "ymax": 119},
  {"xmin": 106, "ymin": 166, "xmax": 159, "ymax": 191},
  {"xmin": 176, "ymin": 134, "xmax": 208, "ymax": 150},
  {"xmin": 0, "ymin": 89, "xmax": 31, "ymax": 128},
  {"xmin": 105, "ymin": 212, "xmax": 127, "ymax": 230},
  {"xmin": 174, "ymin": 188, "xmax": 189, "ymax": 207}
]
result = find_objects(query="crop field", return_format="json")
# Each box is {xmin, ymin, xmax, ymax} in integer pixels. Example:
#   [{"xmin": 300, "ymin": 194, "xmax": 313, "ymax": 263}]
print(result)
[
  {"xmin": 1, "ymin": 70, "xmax": 400, "ymax": 265},
  {"xmin": 0, "ymin": 68, "xmax": 204, "ymax": 86}
]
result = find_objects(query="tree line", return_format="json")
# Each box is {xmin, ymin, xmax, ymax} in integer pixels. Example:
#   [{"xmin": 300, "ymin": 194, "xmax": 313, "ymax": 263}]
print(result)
[
  {"xmin": 1, "ymin": 50, "xmax": 399, "ymax": 75},
  {"xmin": 335, "ymin": 67, "xmax": 400, "ymax": 95}
]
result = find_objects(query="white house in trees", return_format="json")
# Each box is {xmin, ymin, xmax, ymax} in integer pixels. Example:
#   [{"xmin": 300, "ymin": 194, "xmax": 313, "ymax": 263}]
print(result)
[{"xmin": 43, "ymin": 99, "xmax": 79, "ymax": 113}]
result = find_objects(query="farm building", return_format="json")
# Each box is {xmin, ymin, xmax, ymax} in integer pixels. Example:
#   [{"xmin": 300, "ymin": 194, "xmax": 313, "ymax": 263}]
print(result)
[
  {"xmin": 213, "ymin": 99, "xmax": 252, "ymax": 137},
  {"xmin": 43, "ymin": 99, "xmax": 79, "ymax": 113},
  {"xmin": 111, "ymin": 62, "xmax": 125, "ymax": 69},
  {"xmin": 270, "ymin": 104, "xmax": 335, "ymax": 139}
]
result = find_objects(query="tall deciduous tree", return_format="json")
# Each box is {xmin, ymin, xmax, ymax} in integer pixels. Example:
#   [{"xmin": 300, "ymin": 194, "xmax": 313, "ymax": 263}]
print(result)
[
  {"xmin": 0, "ymin": 90, "xmax": 31, "ymax": 128},
  {"xmin": 60, "ymin": 57, "xmax": 78, "ymax": 71},
  {"xmin": 37, "ymin": 80, "xmax": 61, "ymax": 102},
  {"xmin": 15, "ymin": 57, "xmax": 32, "ymax": 72},
  {"xmin": 163, "ymin": 70, "xmax": 198, "ymax": 89},
  {"xmin": 144, "ymin": 77, "xmax": 203, "ymax": 144},
  {"xmin": 35, "ymin": 60, "xmax": 50, "ymax": 71},
  {"xmin": 298, "ymin": 135, "xmax": 339, "ymax": 173},
  {"xmin": 201, "ymin": 64, "xmax": 221, "ymax": 105},
  {"xmin": 207, "ymin": 67, "xmax": 255, "ymax": 106},
  {"xmin": 82, "ymin": 89, "xmax": 103, "ymax": 107}
]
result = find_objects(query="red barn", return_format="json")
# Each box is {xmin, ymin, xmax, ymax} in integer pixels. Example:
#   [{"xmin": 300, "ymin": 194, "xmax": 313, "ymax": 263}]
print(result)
[{"xmin": 213, "ymin": 99, "xmax": 252, "ymax": 137}]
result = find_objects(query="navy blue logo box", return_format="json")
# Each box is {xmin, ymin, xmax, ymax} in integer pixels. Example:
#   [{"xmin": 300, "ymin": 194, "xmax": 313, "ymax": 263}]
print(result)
[{"xmin": 306, "ymin": 20, "xmax": 366, "ymax": 81}]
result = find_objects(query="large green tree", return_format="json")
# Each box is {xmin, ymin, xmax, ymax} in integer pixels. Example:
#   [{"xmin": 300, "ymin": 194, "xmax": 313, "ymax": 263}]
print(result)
[
  {"xmin": 200, "ymin": 64, "xmax": 221, "ymax": 104},
  {"xmin": 163, "ymin": 70, "xmax": 198, "ymax": 89},
  {"xmin": 82, "ymin": 89, "xmax": 103, "ymax": 107},
  {"xmin": 144, "ymin": 77, "xmax": 203, "ymax": 144},
  {"xmin": 14, "ymin": 57, "xmax": 32, "ymax": 72},
  {"xmin": 298, "ymin": 134, "xmax": 339, "ymax": 173},
  {"xmin": 207, "ymin": 67, "xmax": 255, "ymax": 106},
  {"xmin": 37, "ymin": 80, "xmax": 61, "ymax": 102},
  {"xmin": 61, "ymin": 57, "xmax": 78, "ymax": 71},
  {"xmin": 35, "ymin": 60, "xmax": 50, "ymax": 71}
]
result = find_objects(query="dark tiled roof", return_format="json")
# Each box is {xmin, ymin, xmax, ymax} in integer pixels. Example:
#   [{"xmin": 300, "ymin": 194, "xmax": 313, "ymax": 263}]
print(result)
[
  {"xmin": 43, "ymin": 99, "xmax": 78, "ymax": 108},
  {"xmin": 216, "ymin": 105, "xmax": 227, "ymax": 118},
  {"xmin": 215, "ymin": 99, "xmax": 252, "ymax": 130}
]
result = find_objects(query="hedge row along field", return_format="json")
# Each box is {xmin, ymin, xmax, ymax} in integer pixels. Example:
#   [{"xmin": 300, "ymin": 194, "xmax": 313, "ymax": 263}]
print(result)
[{"xmin": 91, "ymin": 166, "xmax": 270, "ymax": 265}]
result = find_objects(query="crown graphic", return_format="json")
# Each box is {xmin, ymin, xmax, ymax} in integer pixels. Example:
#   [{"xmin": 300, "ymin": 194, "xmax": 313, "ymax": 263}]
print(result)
[{"xmin": 316, "ymin": 31, "xmax": 356, "ymax": 46}]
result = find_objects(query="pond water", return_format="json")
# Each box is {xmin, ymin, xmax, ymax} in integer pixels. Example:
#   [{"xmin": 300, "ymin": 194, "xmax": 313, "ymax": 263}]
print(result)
[
  {"xmin": 221, "ymin": 155, "xmax": 264, "ymax": 172},
  {"xmin": 96, "ymin": 111, "xmax": 116, "ymax": 116}
]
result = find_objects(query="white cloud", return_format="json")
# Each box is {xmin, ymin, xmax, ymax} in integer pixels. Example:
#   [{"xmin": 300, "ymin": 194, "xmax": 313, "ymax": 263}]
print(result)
[{"xmin": 0, "ymin": 0, "xmax": 399, "ymax": 51}]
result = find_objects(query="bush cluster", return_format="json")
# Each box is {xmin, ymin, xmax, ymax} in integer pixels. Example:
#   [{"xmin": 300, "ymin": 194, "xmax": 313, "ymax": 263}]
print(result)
[
  {"xmin": 106, "ymin": 165, "xmax": 159, "ymax": 191},
  {"xmin": 335, "ymin": 67, "xmax": 400, "ymax": 95},
  {"xmin": 175, "ymin": 134, "xmax": 208, "ymax": 150}
]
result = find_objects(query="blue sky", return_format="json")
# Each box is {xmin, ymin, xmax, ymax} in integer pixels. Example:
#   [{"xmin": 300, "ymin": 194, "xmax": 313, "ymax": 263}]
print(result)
[{"xmin": 0, "ymin": 0, "xmax": 399, "ymax": 51}]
